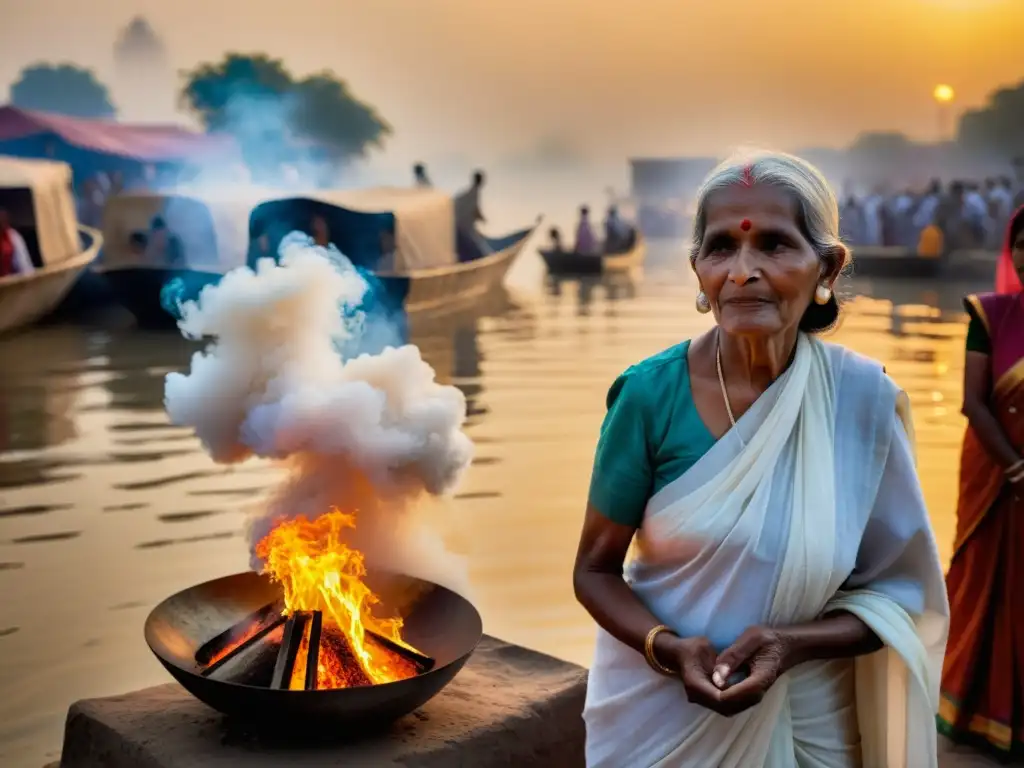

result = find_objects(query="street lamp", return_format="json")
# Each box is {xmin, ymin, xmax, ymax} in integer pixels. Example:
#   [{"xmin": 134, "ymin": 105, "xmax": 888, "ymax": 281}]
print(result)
[{"xmin": 933, "ymin": 84, "xmax": 955, "ymax": 141}]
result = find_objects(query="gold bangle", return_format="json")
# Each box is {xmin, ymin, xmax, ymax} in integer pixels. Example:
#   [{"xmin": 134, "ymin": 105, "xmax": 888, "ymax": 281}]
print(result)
[{"xmin": 644, "ymin": 624, "xmax": 676, "ymax": 676}]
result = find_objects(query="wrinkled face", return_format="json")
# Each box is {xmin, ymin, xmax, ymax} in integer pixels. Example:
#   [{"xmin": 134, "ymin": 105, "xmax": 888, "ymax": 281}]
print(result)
[
  {"xmin": 694, "ymin": 184, "xmax": 830, "ymax": 338},
  {"xmin": 1012, "ymin": 225, "xmax": 1024, "ymax": 276}
]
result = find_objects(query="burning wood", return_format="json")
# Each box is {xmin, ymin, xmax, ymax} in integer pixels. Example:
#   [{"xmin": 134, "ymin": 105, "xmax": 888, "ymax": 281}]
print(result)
[
  {"xmin": 194, "ymin": 509, "xmax": 435, "ymax": 690},
  {"xmin": 196, "ymin": 600, "xmax": 286, "ymax": 676},
  {"xmin": 270, "ymin": 611, "xmax": 323, "ymax": 690}
]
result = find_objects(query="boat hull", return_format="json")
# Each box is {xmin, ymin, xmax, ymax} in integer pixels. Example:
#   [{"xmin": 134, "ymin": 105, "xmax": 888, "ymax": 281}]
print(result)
[
  {"xmin": 850, "ymin": 247, "xmax": 998, "ymax": 281},
  {"xmin": 540, "ymin": 235, "xmax": 645, "ymax": 277},
  {"xmin": 97, "ymin": 226, "xmax": 536, "ymax": 329},
  {"xmin": 0, "ymin": 226, "xmax": 102, "ymax": 336},
  {"xmin": 373, "ymin": 226, "xmax": 535, "ymax": 315},
  {"xmin": 97, "ymin": 266, "xmax": 223, "ymax": 329}
]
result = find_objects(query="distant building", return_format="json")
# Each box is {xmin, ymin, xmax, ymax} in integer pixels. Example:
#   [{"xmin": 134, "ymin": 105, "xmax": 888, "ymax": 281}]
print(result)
[
  {"xmin": 113, "ymin": 17, "xmax": 178, "ymax": 124},
  {"xmin": 629, "ymin": 157, "xmax": 716, "ymax": 238}
]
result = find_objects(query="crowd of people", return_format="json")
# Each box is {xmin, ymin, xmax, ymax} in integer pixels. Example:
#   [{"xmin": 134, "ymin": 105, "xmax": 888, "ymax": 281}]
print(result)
[{"xmin": 839, "ymin": 165, "xmax": 1024, "ymax": 253}]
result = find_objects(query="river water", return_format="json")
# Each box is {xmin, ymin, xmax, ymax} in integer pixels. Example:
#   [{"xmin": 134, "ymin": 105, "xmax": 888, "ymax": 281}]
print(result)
[{"xmin": 0, "ymin": 240, "xmax": 980, "ymax": 766}]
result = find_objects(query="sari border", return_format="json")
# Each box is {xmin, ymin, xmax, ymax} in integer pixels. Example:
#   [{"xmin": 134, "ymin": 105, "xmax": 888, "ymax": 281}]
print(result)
[
  {"xmin": 963, "ymin": 294, "xmax": 990, "ymax": 337},
  {"xmin": 993, "ymin": 357, "xmax": 1024, "ymax": 400},
  {"xmin": 938, "ymin": 693, "xmax": 1018, "ymax": 752}
]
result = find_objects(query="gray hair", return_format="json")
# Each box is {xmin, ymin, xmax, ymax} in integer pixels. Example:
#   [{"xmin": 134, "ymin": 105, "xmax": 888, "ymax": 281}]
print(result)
[{"xmin": 689, "ymin": 149, "xmax": 850, "ymax": 332}]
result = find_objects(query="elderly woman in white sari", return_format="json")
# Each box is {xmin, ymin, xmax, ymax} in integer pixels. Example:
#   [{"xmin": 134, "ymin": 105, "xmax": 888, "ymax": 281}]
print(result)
[{"xmin": 573, "ymin": 150, "xmax": 949, "ymax": 768}]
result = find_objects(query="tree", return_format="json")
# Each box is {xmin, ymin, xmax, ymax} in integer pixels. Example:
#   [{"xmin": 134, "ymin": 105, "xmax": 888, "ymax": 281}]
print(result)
[
  {"xmin": 957, "ymin": 80, "xmax": 1024, "ymax": 161},
  {"xmin": 180, "ymin": 53, "xmax": 391, "ymax": 171},
  {"xmin": 9, "ymin": 63, "xmax": 117, "ymax": 119}
]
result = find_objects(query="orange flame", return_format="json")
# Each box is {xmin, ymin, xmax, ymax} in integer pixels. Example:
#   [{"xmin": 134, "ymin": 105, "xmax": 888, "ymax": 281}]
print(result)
[{"xmin": 254, "ymin": 508, "xmax": 418, "ymax": 689}]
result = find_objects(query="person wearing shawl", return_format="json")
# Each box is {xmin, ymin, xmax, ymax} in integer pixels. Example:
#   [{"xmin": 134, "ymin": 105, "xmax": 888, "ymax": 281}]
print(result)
[
  {"xmin": 938, "ymin": 205, "xmax": 1024, "ymax": 757},
  {"xmin": 573, "ymin": 150, "xmax": 949, "ymax": 767}
]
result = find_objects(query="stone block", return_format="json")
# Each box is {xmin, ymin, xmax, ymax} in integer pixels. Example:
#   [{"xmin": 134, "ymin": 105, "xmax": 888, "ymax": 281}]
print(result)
[{"xmin": 59, "ymin": 636, "xmax": 587, "ymax": 768}]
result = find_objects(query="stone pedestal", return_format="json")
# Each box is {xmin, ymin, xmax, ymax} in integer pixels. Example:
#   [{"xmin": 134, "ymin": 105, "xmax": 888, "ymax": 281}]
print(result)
[{"xmin": 58, "ymin": 636, "xmax": 587, "ymax": 768}]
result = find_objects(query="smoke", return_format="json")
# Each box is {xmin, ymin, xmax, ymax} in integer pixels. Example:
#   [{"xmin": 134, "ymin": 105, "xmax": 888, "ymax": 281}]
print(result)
[{"xmin": 163, "ymin": 235, "xmax": 475, "ymax": 596}]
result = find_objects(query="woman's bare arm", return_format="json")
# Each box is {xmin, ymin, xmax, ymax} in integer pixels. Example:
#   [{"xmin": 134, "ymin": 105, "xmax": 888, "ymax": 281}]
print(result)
[
  {"xmin": 572, "ymin": 504, "xmax": 682, "ymax": 669},
  {"xmin": 778, "ymin": 611, "xmax": 882, "ymax": 669},
  {"xmin": 962, "ymin": 350, "xmax": 1021, "ymax": 469}
]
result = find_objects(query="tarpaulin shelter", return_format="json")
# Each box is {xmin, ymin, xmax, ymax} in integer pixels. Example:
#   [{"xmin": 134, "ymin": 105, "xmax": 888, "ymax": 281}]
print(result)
[{"xmin": 0, "ymin": 105, "xmax": 241, "ymax": 183}]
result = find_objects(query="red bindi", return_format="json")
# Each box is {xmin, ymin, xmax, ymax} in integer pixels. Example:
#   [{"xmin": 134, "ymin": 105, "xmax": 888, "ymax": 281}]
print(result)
[{"xmin": 740, "ymin": 218, "xmax": 752, "ymax": 231}]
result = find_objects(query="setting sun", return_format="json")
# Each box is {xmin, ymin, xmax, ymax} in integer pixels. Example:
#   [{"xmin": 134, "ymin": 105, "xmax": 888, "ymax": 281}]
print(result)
[{"xmin": 933, "ymin": 84, "xmax": 955, "ymax": 103}]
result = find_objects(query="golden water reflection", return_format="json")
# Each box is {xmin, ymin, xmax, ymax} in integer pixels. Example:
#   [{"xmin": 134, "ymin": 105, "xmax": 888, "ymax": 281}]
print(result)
[{"xmin": 0, "ymin": 256, "xmax": 980, "ymax": 766}]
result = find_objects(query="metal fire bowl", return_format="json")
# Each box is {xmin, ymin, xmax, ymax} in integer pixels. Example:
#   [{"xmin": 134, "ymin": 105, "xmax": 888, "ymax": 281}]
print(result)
[{"xmin": 144, "ymin": 570, "xmax": 483, "ymax": 730}]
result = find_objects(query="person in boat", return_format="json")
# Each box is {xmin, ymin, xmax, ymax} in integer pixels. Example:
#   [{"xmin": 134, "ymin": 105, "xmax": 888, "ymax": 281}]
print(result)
[
  {"xmin": 574, "ymin": 206, "xmax": 600, "ymax": 256},
  {"xmin": 413, "ymin": 163, "xmax": 432, "ymax": 188},
  {"xmin": 604, "ymin": 205, "xmax": 632, "ymax": 252},
  {"xmin": 454, "ymin": 170, "xmax": 490, "ymax": 261},
  {"xmin": 311, "ymin": 214, "xmax": 331, "ymax": 248},
  {"xmin": 0, "ymin": 208, "xmax": 35, "ymax": 277},
  {"xmin": 573, "ymin": 149, "xmax": 948, "ymax": 767},
  {"xmin": 144, "ymin": 216, "xmax": 184, "ymax": 268},
  {"xmin": 548, "ymin": 226, "xmax": 564, "ymax": 253},
  {"xmin": 938, "ymin": 205, "xmax": 1024, "ymax": 757}
]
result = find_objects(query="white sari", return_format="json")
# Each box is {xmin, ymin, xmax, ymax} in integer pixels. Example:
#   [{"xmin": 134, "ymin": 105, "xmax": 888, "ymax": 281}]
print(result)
[{"xmin": 583, "ymin": 335, "xmax": 949, "ymax": 768}]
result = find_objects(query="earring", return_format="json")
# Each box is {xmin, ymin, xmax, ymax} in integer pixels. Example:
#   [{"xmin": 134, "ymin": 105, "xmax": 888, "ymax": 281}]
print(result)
[
  {"xmin": 695, "ymin": 291, "xmax": 712, "ymax": 314},
  {"xmin": 814, "ymin": 284, "xmax": 832, "ymax": 305}
]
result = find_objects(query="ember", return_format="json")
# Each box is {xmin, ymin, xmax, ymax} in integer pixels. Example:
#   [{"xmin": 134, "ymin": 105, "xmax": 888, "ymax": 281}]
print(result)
[{"xmin": 194, "ymin": 508, "xmax": 434, "ymax": 690}]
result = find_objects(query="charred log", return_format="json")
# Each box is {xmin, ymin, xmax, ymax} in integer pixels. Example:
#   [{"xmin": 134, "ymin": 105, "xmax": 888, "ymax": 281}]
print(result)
[{"xmin": 196, "ymin": 599, "xmax": 285, "ymax": 674}]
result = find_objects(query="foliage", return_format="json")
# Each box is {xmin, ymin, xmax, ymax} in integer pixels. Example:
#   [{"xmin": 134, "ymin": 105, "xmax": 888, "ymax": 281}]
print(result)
[
  {"xmin": 9, "ymin": 63, "xmax": 117, "ymax": 119},
  {"xmin": 180, "ymin": 53, "xmax": 391, "ymax": 169},
  {"xmin": 957, "ymin": 80, "xmax": 1024, "ymax": 160}
]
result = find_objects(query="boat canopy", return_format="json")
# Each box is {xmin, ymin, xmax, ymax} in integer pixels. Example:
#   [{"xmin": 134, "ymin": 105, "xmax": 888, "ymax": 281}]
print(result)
[
  {"xmin": 249, "ymin": 187, "xmax": 456, "ymax": 273},
  {"xmin": 0, "ymin": 154, "xmax": 81, "ymax": 268},
  {"xmin": 100, "ymin": 186, "xmax": 277, "ymax": 273}
]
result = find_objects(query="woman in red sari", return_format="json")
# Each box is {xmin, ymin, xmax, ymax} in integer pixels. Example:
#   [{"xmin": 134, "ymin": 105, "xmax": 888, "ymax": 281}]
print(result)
[{"xmin": 938, "ymin": 204, "xmax": 1024, "ymax": 756}]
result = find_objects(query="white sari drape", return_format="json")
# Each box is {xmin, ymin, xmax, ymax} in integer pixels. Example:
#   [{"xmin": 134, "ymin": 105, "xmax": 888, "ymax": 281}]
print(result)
[{"xmin": 583, "ymin": 336, "xmax": 949, "ymax": 768}]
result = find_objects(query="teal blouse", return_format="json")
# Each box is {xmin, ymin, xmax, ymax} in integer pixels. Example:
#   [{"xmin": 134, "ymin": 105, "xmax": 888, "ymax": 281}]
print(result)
[{"xmin": 588, "ymin": 340, "xmax": 719, "ymax": 528}]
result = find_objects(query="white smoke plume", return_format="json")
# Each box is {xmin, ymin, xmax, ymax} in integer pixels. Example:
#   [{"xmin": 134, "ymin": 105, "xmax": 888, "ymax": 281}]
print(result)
[{"xmin": 163, "ymin": 236, "xmax": 475, "ymax": 596}]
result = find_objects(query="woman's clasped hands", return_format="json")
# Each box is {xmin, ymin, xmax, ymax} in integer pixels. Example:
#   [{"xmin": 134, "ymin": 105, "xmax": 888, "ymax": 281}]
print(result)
[{"xmin": 670, "ymin": 626, "xmax": 791, "ymax": 717}]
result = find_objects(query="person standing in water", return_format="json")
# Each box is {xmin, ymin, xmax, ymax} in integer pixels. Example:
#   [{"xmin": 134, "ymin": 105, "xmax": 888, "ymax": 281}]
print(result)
[{"xmin": 938, "ymin": 205, "xmax": 1024, "ymax": 758}]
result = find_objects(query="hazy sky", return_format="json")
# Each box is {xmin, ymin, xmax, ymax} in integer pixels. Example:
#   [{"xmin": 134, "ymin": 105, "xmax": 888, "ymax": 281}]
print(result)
[{"xmin": 5, "ymin": 0, "xmax": 1024, "ymax": 164}]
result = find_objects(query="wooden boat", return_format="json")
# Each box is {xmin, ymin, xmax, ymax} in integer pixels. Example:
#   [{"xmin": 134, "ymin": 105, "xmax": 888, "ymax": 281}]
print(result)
[
  {"xmin": 248, "ymin": 187, "xmax": 537, "ymax": 316},
  {"xmin": 93, "ymin": 187, "xmax": 276, "ymax": 328},
  {"xmin": 849, "ymin": 246, "xmax": 998, "ymax": 281},
  {"xmin": 0, "ymin": 156, "xmax": 103, "ymax": 335},
  {"xmin": 540, "ymin": 233, "xmax": 646, "ymax": 276}
]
